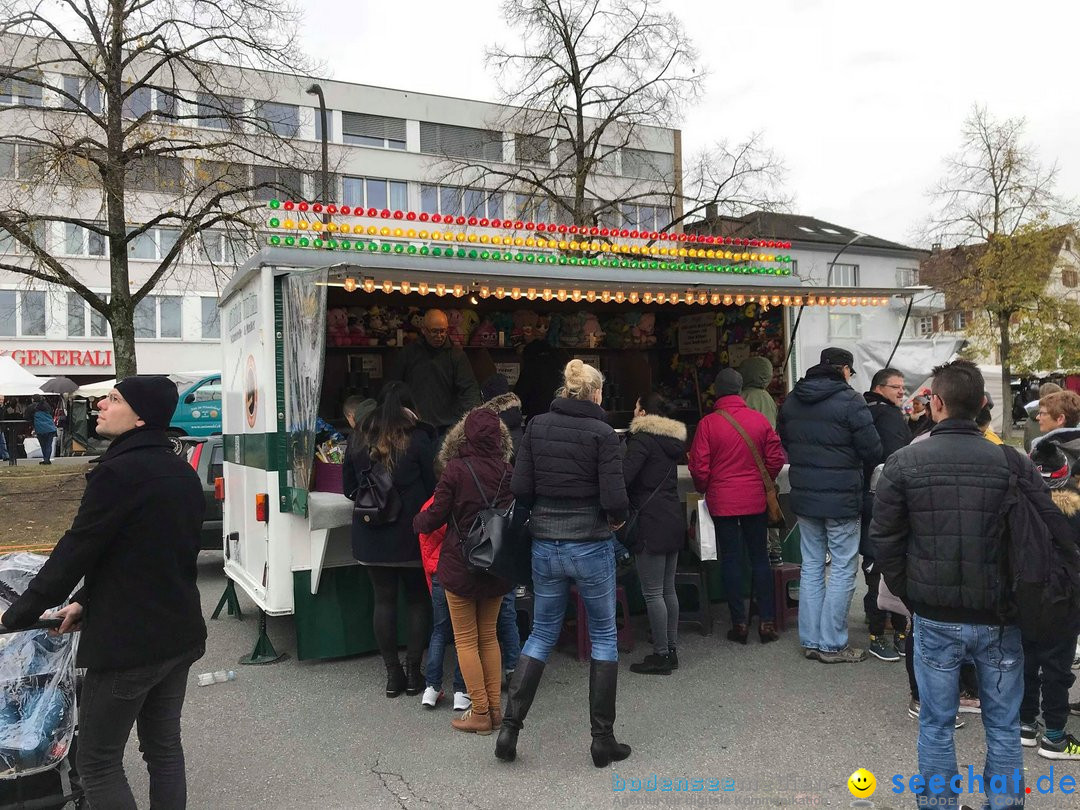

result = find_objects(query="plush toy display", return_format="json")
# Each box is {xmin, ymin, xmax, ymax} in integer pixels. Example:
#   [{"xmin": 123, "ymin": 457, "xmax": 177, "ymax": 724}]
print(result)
[
  {"xmin": 582, "ymin": 314, "xmax": 605, "ymax": 348},
  {"xmin": 327, "ymin": 307, "xmax": 349, "ymax": 347},
  {"xmin": 558, "ymin": 311, "xmax": 587, "ymax": 348},
  {"xmin": 631, "ymin": 312, "xmax": 657, "ymax": 347},
  {"xmin": 469, "ymin": 318, "xmax": 499, "ymax": 347}
]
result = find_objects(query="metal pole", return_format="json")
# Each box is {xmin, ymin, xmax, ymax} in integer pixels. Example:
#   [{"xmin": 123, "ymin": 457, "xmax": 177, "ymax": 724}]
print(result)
[{"xmin": 305, "ymin": 84, "xmax": 329, "ymax": 226}]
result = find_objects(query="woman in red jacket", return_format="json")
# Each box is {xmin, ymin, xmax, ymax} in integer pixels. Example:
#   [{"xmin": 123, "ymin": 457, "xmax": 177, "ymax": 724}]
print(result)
[
  {"xmin": 689, "ymin": 368, "xmax": 787, "ymax": 644},
  {"xmin": 413, "ymin": 408, "xmax": 514, "ymax": 735}
]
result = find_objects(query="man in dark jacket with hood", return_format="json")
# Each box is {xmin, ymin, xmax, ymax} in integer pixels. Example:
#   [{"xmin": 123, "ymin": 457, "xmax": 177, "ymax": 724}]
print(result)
[
  {"xmin": 778, "ymin": 347, "xmax": 881, "ymax": 664},
  {"xmin": 861, "ymin": 367, "xmax": 911, "ymax": 662},
  {"xmin": 2, "ymin": 377, "xmax": 206, "ymax": 810},
  {"xmin": 871, "ymin": 360, "xmax": 1074, "ymax": 807}
]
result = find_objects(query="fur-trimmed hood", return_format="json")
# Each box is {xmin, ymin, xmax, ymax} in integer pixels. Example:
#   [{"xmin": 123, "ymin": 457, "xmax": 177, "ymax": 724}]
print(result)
[
  {"xmin": 437, "ymin": 404, "xmax": 514, "ymax": 473},
  {"xmin": 1052, "ymin": 485, "xmax": 1080, "ymax": 518},
  {"xmin": 629, "ymin": 414, "xmax": 688, "ymax": 442},
  {"xmin": 487, "ymin": 392, "xmax": 522, "ymax": 417}
]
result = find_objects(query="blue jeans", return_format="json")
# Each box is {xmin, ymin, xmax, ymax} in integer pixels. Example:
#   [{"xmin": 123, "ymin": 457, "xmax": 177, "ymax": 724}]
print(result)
[
  {"xmin": 521, "ymin": 538, "xmax": 618, "ymax": 663},
  {"xmin": 914, "ymin": 616, "xmax": 1025, "ymax": 809},
  {"xmin": 426, "ymin": 576, "xmax": 466, "ymax": 693},
  {"xmin": 497, "ymin": 592, "xmax": 521, "ymax": 671},
  {"xmin": 797, "ymin": 516, "xmax": 860, "ymax": 652},
  {"xmin": 0, "ymin": 429, "xmax": 8, "ymax": 460}
]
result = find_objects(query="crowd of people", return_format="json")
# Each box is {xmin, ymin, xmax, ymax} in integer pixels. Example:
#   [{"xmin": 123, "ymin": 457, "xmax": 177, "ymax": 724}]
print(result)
[
  {"xmin": 2, "ymin": 305, "xmax": 1079, "ymax": 808},
  {"xmin": 0, "ymin": 394, "xmax": 61, "ymax": 463}
]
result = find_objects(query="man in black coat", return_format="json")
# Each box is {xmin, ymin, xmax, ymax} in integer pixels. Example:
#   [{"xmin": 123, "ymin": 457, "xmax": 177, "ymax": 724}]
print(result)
[
  {"xmin": 871, "ymin": 359, "xmax": 1069, "ymax": 807},
  {"xmin": 2, "ymin": 376, "xmax": 206, "ymax": 810},
  {"xmin": 860, "ymin": 367, "xmax": 911, "ymax": 662},
  {"xmin": 778, "ymin": 347, "xmax": 881, "ymax": 664},
  {"xmin": 388, "ymin": 308, "xmax": 480, "ymax": 437}
]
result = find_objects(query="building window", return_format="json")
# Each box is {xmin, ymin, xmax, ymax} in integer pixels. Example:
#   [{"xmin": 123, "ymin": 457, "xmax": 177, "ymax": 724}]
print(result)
[
  {"xmin": 126, "ymin": 227, "xmax": 182, "ymax": 261},
  {"xmin": 621, "ymin": 203, "xmax": 672, "ymax": 231},
  {"xmin": 828, "ymin": 262, "xmax": 860, "ymax": 287},
  {"xmin": 67, "ymin": 292, "xmax": 109, "ymax": 338},
  {"xmin": 896, "ymin": 267, "xmax": 919, "ymax": 287},
  {"xmin": 253, "ymin": 102, "xmax": 299, "ymax": 138},
  {"xmin": 515, "ymin": 134, "xmax": 549, "ymax": 166},
  {"xmin": 192, "ymin": 160, "xmax": 249, "ymax": 193},
  {"xmin": 419, "ymin": 122, "xmax": 502, "ymax": 161},
  {"xmin": 63, "ymin": 223, "xmax": 107, "ymax": 257},
  {"xmin": 0, "ymin": 73, "xmax": 43, "ymax": 107},
  {"xmin": 513, "ymin": 194, "xmax": 551, "ymax": 223},
  {"xmin": 199, "ymin": 230, "xmax": 249, "ymax": 265},
  {"xmin": 621, "ymin": 148, "xmax": 674, "ymax": 180},
  {"xmin": 1062, "ymin": 269, "xmax": 1078, "ymax": 288},
  {"xmin": 129, "ymin": 156, "xmax": 183, "ymax": 193},
  {"xmin": 952, "ymin": 311, "xmax": 968, "ymax": 330},
  {"xmin": 253, "ymin": 166, "xmax": 304, "ymax": 202},
  {"xmin": 134, "ymin": 295, "xmax": 182, "ymax": 339},
  {"xmin": 828, "ymin": 310, "xmax": 862, "ymax": 339},
  {"xmin": 61, "ymin": 75, "xmax": 103, "ymax": 114},
  {"xmin": 201, "ymin": 296, "xmax": 220, "ymax": 339},
  {"xmin": 915, "ymin": 315, "xmax": 934, "ymax": 337},
  {"xmin": 344, "ymin": 176, "xmax": 408, "ymax": 211},
  {"xmin": 0, "ymin": 290, "xmax": 46, "ymax": 337},
  {"xmin": 314, "ymin": 108, "xmax": 333, "ymax": 143},
  {"xmin": 0, "ymin": 140, "xmax": 45, "ymax": 180},
  {"xmin": 0, "ymin": 220, "xmax": 48, "ymax": 255},
  {"xmin": 419, "ymin": 184, "xmax": 502, "ymax": 219},
  {"xmin": 557, "ymin": 140, "xmax": 618, "ymax": 176},
  {"xmin": 196, "ymin": 93, "xmax": 244, "ymax": 130},
  {"xmin": 341, "ymin": 112, "xmax": 406, "ymax": 150}
]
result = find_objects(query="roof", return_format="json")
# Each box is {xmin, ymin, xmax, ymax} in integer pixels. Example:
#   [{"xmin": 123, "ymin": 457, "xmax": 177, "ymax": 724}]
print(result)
[{"xmin": 687, "ymin": 212, "xmax": 925, "ymax": 256}]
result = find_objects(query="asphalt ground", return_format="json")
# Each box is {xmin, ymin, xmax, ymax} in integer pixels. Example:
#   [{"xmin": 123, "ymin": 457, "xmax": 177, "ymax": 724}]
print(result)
[{"xmin": 111, "ymin": 555, "xmax": 1080, "ymax": 810}]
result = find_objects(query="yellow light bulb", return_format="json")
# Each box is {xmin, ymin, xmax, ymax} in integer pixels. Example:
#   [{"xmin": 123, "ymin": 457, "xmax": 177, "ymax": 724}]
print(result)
[
  {"xmin": 495, "ymin": 288, "xmax": 505, "ymax": 299},
  {"xmin": 436, "ymin": 284, "xmax": 446, "ymax": 297},
  {"xmin": 379, "ymin": 226, "xmax": 390, "ymax": 236},
  {"xmin": 628, "ymin": 291, "xmax": 640, "ymax": 304},
  {"xmin": 455, "ymin": 232, "xmax": 466, "ymax": 243},
  {"xmin": 570, "ymin": 290, "xmax": 582, "ymax": 302},
  {"xmin": 511, "ymin": 288, "xmax": 522, "ymax": 300},
  {"xmin": 558, "ymin": 241, "xmax": 568, "ymax": 250},
  {"xmin": 735, "ymin": 295, "xmax": 745, "ymax": 306},
  {"xmin": 723, "ymin": 295, "xmax": 732, "ymax": 306},
  {"xmin": 710, "ymin": 293, "xmax": 721, "ymax": 306},
  {"xmin": 643, "ymin": 292, "xmax": 654, "ymax": 304},
  {"xmin": 526, "ymin": 289, "xmax": 536, "ymax": 301},
  {"xmin": 585, "ymin": 290, "xmax": 596, "ymax": 303},
  {"xmin": 514, "ymin": 237, "xmax": 525, "ymax": 247},
  {"xmin": 614, "ymin": 291, "xmax": 625, "ymax": 303},
  {"xmin": 453, "ymin": 285, "xmax": 465, "ymax": 297},
  {"xmin": 283, "ymin": 219, "xmax": 296, "ymax": 229},
  {"xmin": 418, "ymin": 283, "xmax": 429, "ymax": 296},
  {"xmin": 407, "ymin": 229, "xmax": 417, "ymax": 238},
  {"xmin": 542, "ymin": 289, "xmax": 553, "ymax": 301},
  {"xmin": 363, "ymin": 279, "xmax": 375, "ymax": 293},
  {"xmin": 794, "ymin": 296, "xmax": 803, "ymax": 306},
  {"xmin": 382, "ymin": 280, "xmax": 393, "ymax": 294},
  {"xmin": 525, "ymin": 238, "xmax": 535, "ymax": 248},
  {"xmin": 557, "ymin": 290, "xmax": 568, "ymax": 302},
  {"xmin": 468, "ymin": 234, "xmax": 478, "ymax": 243},
  {"xmin": 479, "ymin": 234, "xmax": 490, "ymax": 244},
  {"xmin": 393, "ymin": 228, "xmax": 403, "ymax": 237},
  {"xmin": 343, "ymin": 277, "xmax": 358, "ymax": 292},
  {"xmin": 600, "ymin": 291, "xmax": 611, "ymax": 303},
  {"xmin": 418, "ymin": 230, "xmax": 429, "ymax": 239},
  {"xmin": 400, "ymin": 281, "xmax": 411, "ymax": 295}
]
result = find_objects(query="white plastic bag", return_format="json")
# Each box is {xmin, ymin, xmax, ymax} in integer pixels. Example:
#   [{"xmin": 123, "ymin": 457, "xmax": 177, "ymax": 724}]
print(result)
[{"xmin": 689, "ymin": 499, "xmax": 718, "ymax": 561}]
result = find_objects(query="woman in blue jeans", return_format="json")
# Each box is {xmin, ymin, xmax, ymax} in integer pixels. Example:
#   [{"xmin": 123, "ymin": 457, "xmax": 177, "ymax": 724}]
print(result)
[{"xmin": 495, "ymin": 359, "xmax": 630, "ymax": 768}]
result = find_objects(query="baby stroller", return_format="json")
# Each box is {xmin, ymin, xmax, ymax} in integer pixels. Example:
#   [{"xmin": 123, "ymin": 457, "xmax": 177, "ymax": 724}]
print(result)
[{"xmin": 0, "ymin": 553, "xmax": 83, "ymax": 809}]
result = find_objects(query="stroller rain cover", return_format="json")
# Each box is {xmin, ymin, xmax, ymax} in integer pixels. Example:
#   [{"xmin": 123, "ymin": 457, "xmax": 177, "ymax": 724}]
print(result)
[{"xmin": 0, "ymin": 553, "xmax": 78, "ymax": 779}]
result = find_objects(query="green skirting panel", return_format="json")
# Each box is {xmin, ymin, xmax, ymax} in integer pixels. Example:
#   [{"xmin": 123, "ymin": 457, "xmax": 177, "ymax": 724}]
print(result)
[{"xmin": 292, "ymin": 567, "xmax": 415, "ymax": 661}]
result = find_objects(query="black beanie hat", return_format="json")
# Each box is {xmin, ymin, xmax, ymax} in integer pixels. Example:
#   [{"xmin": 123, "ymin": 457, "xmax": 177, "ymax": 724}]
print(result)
[
  {"xmin": 115, "ymin": 376, "xmax": 178, "ymax": 429},
  {"xmin": 714, "ymin": 368, "xmax": 744, "ymax": 398}
]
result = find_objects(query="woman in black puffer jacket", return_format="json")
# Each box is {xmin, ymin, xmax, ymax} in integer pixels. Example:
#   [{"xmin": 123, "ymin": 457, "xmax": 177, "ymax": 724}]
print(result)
[
  {"xmin": 496, "ymin": 359, "xmax": 630, "ymax": 768},
  {"xmin": 622, "ymin": 393, "xmax": 686, "ymax": 675}
]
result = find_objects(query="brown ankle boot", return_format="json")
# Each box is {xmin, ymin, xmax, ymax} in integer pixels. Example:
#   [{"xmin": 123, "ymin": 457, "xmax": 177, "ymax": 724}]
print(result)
[
  {"xmin": 451, "ymin": 708, "xmax": 492, "ymax": 735},
  {"xmin": 490, "ymin": 702, "xmax": 503, "ymax": 729},
  {"xmin": 759, "ymin": 621, "xmax": 780, "ymax": 643}
]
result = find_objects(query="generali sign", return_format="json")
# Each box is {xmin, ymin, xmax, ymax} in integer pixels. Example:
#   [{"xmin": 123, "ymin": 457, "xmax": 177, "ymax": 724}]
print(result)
[{"xmin": 2, "ymin": 348, "xmax": 114, "ymax": 368}]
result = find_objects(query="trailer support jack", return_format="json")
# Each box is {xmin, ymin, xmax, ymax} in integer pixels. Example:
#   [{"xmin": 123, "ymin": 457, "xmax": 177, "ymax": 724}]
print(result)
[
  {"xmin": 211, "ymin": 579, "xmax": 244, "ymax": 621},
  {"xmin": 238, "ymin": 609, "xmax": 288, "ymax": 665}
]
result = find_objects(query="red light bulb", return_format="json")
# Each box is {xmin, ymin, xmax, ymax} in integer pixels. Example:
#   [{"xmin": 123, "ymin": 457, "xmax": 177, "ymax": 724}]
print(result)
[
  {"xmin": 339, "ymin": 205, "xmax": 351, "ymax": 215},
  {"xmin": 479, "ymin": 218, "xmax": 489, "ymax": 227},
  {"xmin": 514, "ymin": 220, "xmax": 525, "ymax": 230},
  {"xmin": 297, "ymin": 201, "xmax": 309, "ymax": 212},
  {"xmin": 537, "ymin": 222, "xmax": 547, "ymax": 232},
  {"xmin": 590, "ymin": 226, "xmax": 599, "ymax": 236},
  {"xmin": 525, "ymin": 221, "xmax": 535, "ymax": 231},
  {"xmin": 366, "ymin": 207, "xmax": 377, "ymax": 217},
  {"xmin": 419, "ymin": 212, "xmax": 430, "ymax": 222},
  {"xmin": 599, "ymin": 227, "xmax": 610, "ymax": 237},
  {"xmin": 406, "ymin": 211, "xmax": 417, "ymax": 221},
  {"xmin": 468, "ymin": 216, "xmax": 478, "ymax": 226},
  {"xmin": 455, "ymin": 215, "xmax": 466, "ymax": 225},
  {"xmin": 283, "ymin": 200, "xmax": 295, "ymax": 211},
  {"xmin": 431, "ymin": 213, "xmax": 443, "ymax": 223}
]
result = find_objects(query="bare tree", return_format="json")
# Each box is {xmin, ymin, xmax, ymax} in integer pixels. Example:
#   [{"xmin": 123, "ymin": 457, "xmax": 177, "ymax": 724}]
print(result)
[
  {"xmin": 432, "ymin": 0, "xmax": 786, "ymax": 232},
  {"xmin": 0, "ymin": 0, "xmax": 318, "ymax": 378},
  {"xmin": 925, "ymin": 104, "xmax": 1077, "ymax": 439}
]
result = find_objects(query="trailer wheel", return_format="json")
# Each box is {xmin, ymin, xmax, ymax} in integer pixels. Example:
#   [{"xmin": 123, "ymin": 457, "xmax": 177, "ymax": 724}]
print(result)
[{"xmin": 166, "ymin": 429, "xmax": 186, "ymax": 456}]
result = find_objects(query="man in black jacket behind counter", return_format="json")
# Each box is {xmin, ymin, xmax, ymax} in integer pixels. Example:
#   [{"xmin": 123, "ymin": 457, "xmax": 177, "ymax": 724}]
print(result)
[{"xmin": 2, "ymin": 376, "xmax": 206, "ymax": 810}]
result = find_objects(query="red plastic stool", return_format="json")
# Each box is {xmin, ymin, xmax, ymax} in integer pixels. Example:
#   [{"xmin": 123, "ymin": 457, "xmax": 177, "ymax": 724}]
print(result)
[
  {"xmin": 772, "ymin": 563, "xmax": 801, "ymax": 631},
  {"xmin": 570, "ymin": 584, "xmax": 634, "ymax": 662}
]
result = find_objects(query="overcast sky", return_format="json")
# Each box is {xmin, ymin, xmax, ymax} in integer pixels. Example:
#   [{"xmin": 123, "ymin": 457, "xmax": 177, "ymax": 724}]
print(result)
[{"xmin": 301, "ymin": 0, "xmax": 1079, "ymax": 247}]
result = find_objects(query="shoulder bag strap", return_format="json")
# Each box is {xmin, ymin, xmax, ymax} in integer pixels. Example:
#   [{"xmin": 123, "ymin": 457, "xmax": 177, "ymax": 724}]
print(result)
[
  {"xmin": 718, "ymin": 409, "xmax": 778, "ymax": 496},
  {"xmin": 461, "ymin": 458, "xmax": 506, "ymax": 508}
]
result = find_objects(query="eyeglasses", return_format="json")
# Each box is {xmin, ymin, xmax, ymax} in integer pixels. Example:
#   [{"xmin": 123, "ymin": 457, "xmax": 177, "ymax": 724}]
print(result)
[{"xmin": 882, "ymin": 384, "xmax": 906, "ymax": 391}]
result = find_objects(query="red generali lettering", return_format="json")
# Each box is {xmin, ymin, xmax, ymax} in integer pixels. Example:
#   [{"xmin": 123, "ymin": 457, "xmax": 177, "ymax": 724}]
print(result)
[{"xmin": 7, "ymin": 348, "xmax": 114, "ymax": 368}]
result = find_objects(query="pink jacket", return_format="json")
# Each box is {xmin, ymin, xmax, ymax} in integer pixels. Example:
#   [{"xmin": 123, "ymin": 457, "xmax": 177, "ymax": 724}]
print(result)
[{"xmin": 689, "ymin": 395, "xmax": 787, "ymax": 517}]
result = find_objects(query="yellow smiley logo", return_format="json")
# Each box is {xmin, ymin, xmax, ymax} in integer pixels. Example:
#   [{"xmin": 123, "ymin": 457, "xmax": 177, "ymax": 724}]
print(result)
[{"xmin": 847, "ymin": 768, "xmax": 876, "ymax": 798}]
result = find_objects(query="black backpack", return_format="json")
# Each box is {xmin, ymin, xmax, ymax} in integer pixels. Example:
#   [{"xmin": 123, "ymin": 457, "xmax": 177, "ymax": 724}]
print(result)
[
  {"xmin": 997, "ymin": 446, "xmax": 1080, "ymax": 642},
  {"xmin": 349, "ymin": 458, "xmax": 401, "ymax": 526}
]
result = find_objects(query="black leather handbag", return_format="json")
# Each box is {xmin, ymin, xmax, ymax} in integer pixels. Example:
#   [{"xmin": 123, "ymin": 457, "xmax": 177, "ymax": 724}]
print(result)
[{"xmin": 350, "ymin": 459, "xmax": 401, "ymax": 526}]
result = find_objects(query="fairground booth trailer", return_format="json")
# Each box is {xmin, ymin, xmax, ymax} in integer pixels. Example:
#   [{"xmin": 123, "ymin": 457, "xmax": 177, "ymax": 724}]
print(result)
[{"xmin": 217, "ymin": 202, "xmax": 908, "ymax": 663}]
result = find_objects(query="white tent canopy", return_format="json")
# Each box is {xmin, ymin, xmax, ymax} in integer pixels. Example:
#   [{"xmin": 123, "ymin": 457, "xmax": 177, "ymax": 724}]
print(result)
[
  {"xmin": 74, "ymin": 371, "xmax": 219, "ymax": 399},
  {"xmin": 74, "ymin": 378, "xmax": 116, "ymax": 397},
  {"xmin": 0, "ymin": 356, "xmax": 46, "ymax": 396}
]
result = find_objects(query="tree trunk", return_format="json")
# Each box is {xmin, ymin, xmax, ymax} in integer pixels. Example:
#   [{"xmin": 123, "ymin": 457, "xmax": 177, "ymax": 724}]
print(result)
[
  {"xmin": 998, "ymin": 311, "xmax": 1012, "ymax": 442},
  {"xmin": 110, "ymin": 287, "xmax": 137, "ymax": 379}
]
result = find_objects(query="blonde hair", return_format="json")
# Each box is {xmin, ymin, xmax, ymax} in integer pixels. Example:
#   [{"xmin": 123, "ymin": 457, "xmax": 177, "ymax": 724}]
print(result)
[{"xmin": 558, "ymin": 359, "xmax": 604, "ymax": 401}]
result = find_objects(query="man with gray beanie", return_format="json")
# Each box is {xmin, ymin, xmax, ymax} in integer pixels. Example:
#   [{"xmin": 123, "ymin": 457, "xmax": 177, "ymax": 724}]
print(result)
[
  {"xmin": 778, "ymin": 348, "xmax": 882, "ymax": 663},
  {"xmin": 690, "ymin": 367, "xmax": 787, "ymax": 643},
  {"xmin": 2, "ymin": 376, "xmax": 206, "ymax": 809}
]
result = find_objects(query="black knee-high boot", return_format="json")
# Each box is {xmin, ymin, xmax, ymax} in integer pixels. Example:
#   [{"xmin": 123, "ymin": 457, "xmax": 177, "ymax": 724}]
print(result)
[
  {"xmin": 589, "ymin": 659, "xmax": 631, "ymax": 767},
  {"xmin": 495, "ymin": 655, "xmax": 545, "ymax": 762}
]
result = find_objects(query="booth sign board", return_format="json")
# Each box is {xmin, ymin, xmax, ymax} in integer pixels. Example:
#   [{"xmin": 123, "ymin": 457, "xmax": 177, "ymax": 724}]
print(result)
[{"xmin": 677, "ymin": 314, "xmax": 717, "ymax": 355}]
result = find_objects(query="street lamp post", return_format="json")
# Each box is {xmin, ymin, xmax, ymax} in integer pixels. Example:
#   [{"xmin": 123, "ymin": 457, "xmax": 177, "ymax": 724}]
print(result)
[{"xmin": 305, "ymin": 83, "xmax": 329, "ymax": 225}]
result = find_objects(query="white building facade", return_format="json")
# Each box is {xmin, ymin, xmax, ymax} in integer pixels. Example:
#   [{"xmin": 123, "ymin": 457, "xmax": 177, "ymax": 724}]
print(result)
[{"xmin": 1, "ymin": 45, "xmax": 680, "ymax": 380}]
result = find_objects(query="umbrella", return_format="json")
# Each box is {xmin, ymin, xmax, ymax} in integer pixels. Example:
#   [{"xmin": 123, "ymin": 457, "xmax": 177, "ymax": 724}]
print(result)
[{"xmin": 40, "ymin": 376, "xmax": 79, "ymax": 394}]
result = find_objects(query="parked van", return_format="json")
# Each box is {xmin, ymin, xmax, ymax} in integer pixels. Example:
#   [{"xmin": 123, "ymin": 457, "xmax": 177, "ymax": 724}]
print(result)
[{"xmin": 170, "ymin": 374, "xmax": 222, "ymax": 436}]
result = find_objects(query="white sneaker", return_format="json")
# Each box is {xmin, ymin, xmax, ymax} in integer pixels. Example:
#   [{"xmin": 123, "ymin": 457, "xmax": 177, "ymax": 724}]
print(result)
[
  {"xmin": 421, "ymin": 686, "xmax": 441, "ymax": 709},
  {"xmin": 453, "ymin": 691, "xmax": 471, "ymax": 711}
]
